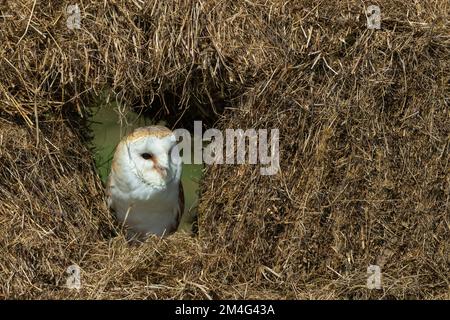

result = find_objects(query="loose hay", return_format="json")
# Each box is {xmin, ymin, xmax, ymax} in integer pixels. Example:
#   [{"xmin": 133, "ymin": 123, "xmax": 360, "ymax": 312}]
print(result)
[{"xmin": 0, "ymin": 0, "xmax": 449, "ymax": 299}]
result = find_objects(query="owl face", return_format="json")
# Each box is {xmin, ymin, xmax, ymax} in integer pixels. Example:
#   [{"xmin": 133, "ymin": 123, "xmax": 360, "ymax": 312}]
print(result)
[{"xmin": 112, "ymin": 126, "xmax": 182, "ymax": 190}]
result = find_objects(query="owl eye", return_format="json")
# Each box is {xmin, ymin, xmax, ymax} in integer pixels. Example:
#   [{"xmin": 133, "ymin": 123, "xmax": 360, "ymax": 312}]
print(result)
[{"xmin": 141, "ymin": 153, "xmax": 153, "ymax": 160}]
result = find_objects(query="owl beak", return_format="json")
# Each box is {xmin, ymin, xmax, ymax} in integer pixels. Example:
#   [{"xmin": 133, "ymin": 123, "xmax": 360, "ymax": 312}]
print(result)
[{"xmin": 154, "ymin": 164, "xmax": 167, "ymax": 178}]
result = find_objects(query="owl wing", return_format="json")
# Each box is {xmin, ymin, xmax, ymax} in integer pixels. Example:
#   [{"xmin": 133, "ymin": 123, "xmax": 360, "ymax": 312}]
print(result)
[
  {"xmin": 166, "ymin": 181, "xmax": 184, "ymax": 235},
  {"xmin": 175, "ymin": 181, "xmax": 184, "ymax": 229},
  {"xmin": 105, "ymin": 174, "xmax": 115, "ymax": 212}
]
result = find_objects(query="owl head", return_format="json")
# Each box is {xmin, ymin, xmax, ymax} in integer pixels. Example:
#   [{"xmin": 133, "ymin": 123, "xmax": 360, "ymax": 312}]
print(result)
[{"xmin": 111, "ymin": 126, "xmax": 182, "ymax": 190}]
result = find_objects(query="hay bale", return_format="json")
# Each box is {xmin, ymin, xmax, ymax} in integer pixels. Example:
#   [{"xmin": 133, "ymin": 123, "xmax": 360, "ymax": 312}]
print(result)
[
  {"xmin": 0, "ymin": 0, "xmax": 448, "ymax": 299},
  {"xmin": 198, "ymin": 2, "xmax": 450, "ymax": 299},
  {"xmin": 0, "ymin": 116, "xmax": 109, "ymax": 297}
]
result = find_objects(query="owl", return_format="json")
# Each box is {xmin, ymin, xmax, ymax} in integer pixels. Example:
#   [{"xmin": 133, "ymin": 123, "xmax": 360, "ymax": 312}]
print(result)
[{"xmin": 106, "ymin": 125, "xmax": 184, "ymax": 240}]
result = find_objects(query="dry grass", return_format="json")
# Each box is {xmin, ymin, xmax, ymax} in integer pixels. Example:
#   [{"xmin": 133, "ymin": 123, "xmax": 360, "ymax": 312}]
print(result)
[{"xmin": 0, "ymin": 0, "xmax": 449, "ymax": 299}]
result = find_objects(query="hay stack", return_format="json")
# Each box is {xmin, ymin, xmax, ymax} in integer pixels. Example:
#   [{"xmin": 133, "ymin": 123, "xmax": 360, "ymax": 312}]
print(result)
[{"xmin": 0, "ymin": 0, "xmax": 448, "ymax": 299}]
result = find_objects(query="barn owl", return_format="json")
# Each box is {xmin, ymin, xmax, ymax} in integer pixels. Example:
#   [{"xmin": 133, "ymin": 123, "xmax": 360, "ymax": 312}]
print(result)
[{"xmin": 106, "ymin": 125, "xmax": 184, "ymax": 240}]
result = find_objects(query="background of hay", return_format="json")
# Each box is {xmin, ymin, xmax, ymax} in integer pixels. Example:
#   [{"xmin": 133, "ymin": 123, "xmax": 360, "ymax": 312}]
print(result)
[{"xmin": 0, "ymin": 0, "xmax": 449, "ymax": 299}]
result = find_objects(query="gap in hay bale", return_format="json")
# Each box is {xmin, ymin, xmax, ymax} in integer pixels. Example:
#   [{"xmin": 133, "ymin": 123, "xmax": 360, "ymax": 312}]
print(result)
[
  {"xmin": 132, "ymin": 87, "xmax": 227, "ymax": 132},
  {"xmin": 85, "ymin": 88, "xmax": 224, "ymax": 234}
]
